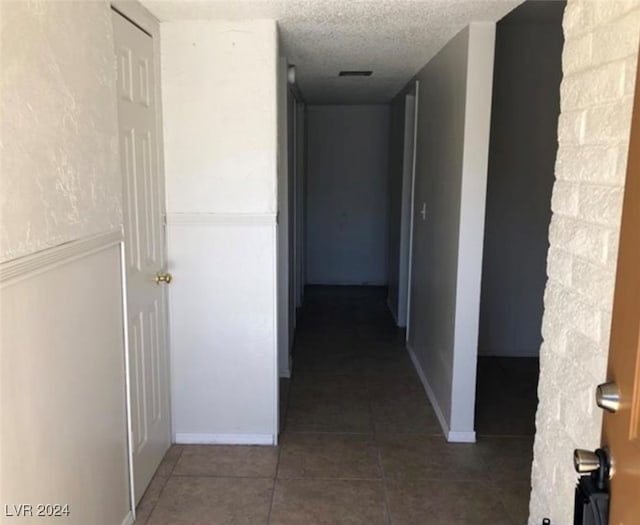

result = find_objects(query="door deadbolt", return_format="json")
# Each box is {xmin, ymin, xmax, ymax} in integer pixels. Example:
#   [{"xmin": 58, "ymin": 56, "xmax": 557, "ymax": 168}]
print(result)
[
  {"xmin": 573, "ymin": 448, "xmax": 611, "ymax": 487},
  {"xmin": 574, "ymin": 449, "xmax": 601, "ymax": 474},
  {"xmin": 596, "ymin": 381, "xmax": 620, "ymax": 413},
  {"xmin": 573, "ymin": 448, "xmax": 611, "ymax": 525}
]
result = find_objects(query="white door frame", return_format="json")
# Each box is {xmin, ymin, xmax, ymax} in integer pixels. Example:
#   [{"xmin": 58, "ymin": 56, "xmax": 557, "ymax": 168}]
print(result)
[
  {"xmin": 111, "ymin": 1, "xmax": 170, "ymax": 518},
  {"xmin": 405, "ymin": 81, "xmax": 420, "ymax": 341},
  {"xmin": 397, "ymin": 92, "xmax": 416, "ymax": 327}
]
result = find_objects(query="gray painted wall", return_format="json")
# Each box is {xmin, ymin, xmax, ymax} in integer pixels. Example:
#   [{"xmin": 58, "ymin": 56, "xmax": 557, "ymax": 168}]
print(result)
[
  {"xmin": 478, "ymin": 5, "xmax": 564, "ymax": 357},
  {"xmin": 306, "ymin": 105, "xmax": 390, "ymax": 285},
  {"xmin": 401, "ymin": 24, "xmax": 495, "ymax": 439}
]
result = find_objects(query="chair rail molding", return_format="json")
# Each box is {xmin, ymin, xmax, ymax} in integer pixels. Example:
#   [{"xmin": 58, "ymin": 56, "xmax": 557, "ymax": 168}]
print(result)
[
  {"xmin": 166, "ymin": 212, "xmax": 278, "ymax": 226},
  {"xmin": 0, "ymin": 228, "xmax": 124, "ymax": 287}
]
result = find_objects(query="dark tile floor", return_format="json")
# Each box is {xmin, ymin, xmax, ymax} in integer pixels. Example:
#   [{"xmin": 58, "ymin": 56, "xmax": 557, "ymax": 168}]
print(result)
[{"xmin": 136, "ymin": 286, "xmax": 538, "ymax": 525}]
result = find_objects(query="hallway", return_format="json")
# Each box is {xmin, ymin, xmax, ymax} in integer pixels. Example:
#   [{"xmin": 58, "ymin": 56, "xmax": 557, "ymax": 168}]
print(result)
[{"xmin": 136, "ymin": 287, "xmax": 534, "ymax": 524}]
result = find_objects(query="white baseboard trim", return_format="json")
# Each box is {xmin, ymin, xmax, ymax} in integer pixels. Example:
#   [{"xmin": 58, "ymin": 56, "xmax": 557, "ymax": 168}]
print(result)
[
  {"xmin": 120, "ymin": 511, "xmax": 134, "ymax": 525},
  {"xmin": 174, "ymin": 433, "xmax": 276, "ymax": 445},
  {"xmin": 387, "ymin": 295, "xmax": 400, "ymax": 326},
  {"xmin": 447, "ymin": 430, "xmax": 477, "ymax": 443},
  {"xmin": 406, "ymin": 343, "xmax": 477, "ymax": 444},
  {"xmin": 306, "ymin": 280, "xmax": 388, "ymax": 286},
  {"xmin": 406, "ymin": 343, "xmax": 450, "ymax": 439}
]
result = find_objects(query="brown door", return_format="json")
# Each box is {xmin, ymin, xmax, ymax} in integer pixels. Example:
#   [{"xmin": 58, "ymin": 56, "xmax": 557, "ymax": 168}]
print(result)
[{"xmin": 601, "ymin": 52, "xmax": 640, "ymax": 525}]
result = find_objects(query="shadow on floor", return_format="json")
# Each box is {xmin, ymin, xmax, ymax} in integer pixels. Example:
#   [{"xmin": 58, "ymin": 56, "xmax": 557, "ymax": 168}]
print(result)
[{"xmin": 136, "ymin": 286, "xmax": 536, "ymax": 525}]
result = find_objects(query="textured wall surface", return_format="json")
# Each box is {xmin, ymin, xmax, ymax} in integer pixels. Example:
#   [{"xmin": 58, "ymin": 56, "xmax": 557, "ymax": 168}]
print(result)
[
  {"xmin": 0, "ymin": 0, "xmax": 122, "ymax": 262},
  {"xmin": 530, "ymin": 1, "xmax": 640, "ymax": 522},
  {"xmin": 161, "ymin": 20, "xmax": 278, "ymax": 214}
]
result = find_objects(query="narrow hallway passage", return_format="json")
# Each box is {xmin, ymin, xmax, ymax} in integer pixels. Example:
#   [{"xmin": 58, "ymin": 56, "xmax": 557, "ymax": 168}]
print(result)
[{"xmin": 137, "ymin": 287, "xmax": 534, "ymax": 525}]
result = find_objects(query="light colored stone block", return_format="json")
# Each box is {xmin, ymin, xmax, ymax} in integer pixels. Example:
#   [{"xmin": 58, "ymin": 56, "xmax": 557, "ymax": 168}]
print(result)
[
  {"xmin": 546, "ymin": 247, "xmax": 573, "ymax": 287},
  {"xmin": 555, "ymin": 144, "xmax": 620, "ymax": 185},
  {"xmin": 557, "ymin": 109, "xmax": 585, "ymax": 145},
  {"xmin": 623, "ymin": 54, "xmax": 640, "ymax": 96},
  {"xmin": 551, "ymin": 180, "xmax": 580, "ymax": 216},
  {"xmin": 592, "ymin": 0, "xmax": 640, "ymax": 26},
  {"xmin": 591, "ymin": 9, "xmax": 640, "ymax": 64},
  {"xmin": 577, "ymin": 183, "xmax": 624, "ymax": 227},
  {"xmin": 562, "ymin": 1, "xmax": 593, "ymax": 36},
  {"xmin": 561, "ymin": 32, "xmax": 592, "ymax": 75},
  {"xmin": 531, "ymin": 1, "xmax": 639, "ymax": 523},
  {"xmin": 561, "ymin": 61, "xmax": 626, "ymax": 110},
  {"xmin": 583, "ymin": 97, "xmax": 634, "ymax": 144},
  {"xmin": 548, "ymin": 215, "xmax": 610, "ymax": 264},
  {"xmin": 571, "ymin": 256, "xmax": 617, "ymax": 309}
]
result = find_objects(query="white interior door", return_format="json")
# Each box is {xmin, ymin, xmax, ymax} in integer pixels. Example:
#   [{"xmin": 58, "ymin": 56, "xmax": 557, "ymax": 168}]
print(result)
[{"xmin": 112, "ymin": 9, "xmax": 171, "ymax": 504}]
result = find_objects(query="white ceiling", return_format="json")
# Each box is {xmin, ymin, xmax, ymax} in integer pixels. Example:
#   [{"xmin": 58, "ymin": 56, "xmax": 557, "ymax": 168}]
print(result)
[{"xmin": 141, "ymin": 0, "xmax": 525, "ymax": 104}]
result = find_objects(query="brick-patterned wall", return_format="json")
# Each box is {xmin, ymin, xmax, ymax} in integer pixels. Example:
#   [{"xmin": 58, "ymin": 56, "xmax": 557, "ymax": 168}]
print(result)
[{"xmin": 529, "ymin": 1, "xmax": 640, "ymax": 523}]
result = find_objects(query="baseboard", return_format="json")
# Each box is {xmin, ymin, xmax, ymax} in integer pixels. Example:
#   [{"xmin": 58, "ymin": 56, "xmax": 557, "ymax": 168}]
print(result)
[
  {"xmin": 406, "ymin": 343, "xmax": 477, "ymax": 444},
  {"xmin": 174, "ymin": 433, "xmax": 276, "ymax": 445},
  {"xmin": 447, "ymin": 430, "xmax": 477, "ymax": 443},
  {"xmin": 120, "ymin": 511, "xmax": 134, "ymax": 525},
  {"xmin": 387, "ymin": 295, "xmax": 400, "ymax": 326},
  {"xmin": 306, "ymin": 280, "xmax": 388, "ymax": 286},
  {"xmin": 406, "ymin": 343, "xmax": 450, "ymax": 438}
]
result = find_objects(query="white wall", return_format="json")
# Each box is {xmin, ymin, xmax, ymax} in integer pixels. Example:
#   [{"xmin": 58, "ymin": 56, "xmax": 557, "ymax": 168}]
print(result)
[
  {"xmin": 161, "ymin": 20, "xmax": 280, "ymax": 444},
  {"xmin": 530, "ymin": 1, "xmax": 640, "ymax": 522},
  {"xmin": 0, "ymin": 1, "xmax": 122, "ymax": 263},
  {"xmin": 479, "ymin": 6, "xmax": 564, "ymax": 358},
  {"xmin": 1, "ymin": 240, "xmax": 130, "ymax": 525},
  {"xmin": 404, "ymin": 23, "xmax": 495, "ymax": 442},
  {"xmin": 0, "ymin": 2, "xmax": 130, "ymax": 523},
  {"xmin": 306, "ymin": 105, "xmax": 390, "ymax": 285},
  {"xmin": 277, "ymin": 55, "xmax": 291, "ymax": 378}
]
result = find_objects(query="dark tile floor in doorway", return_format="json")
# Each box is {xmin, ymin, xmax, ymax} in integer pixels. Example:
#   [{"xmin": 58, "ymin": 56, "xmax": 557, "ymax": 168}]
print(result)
[{"xmin": 136, "ymin": 286, "xmax": 538, "ymax": 525}]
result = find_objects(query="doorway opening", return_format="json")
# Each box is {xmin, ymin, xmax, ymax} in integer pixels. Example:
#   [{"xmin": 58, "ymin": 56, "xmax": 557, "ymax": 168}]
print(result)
[
  {"xmin": 473, "ymin": 0, "xmax": 566, "ymax": 506},
  {"xmin": 277, "ymin": 1, "xmax": 566, "ymax": 523}
]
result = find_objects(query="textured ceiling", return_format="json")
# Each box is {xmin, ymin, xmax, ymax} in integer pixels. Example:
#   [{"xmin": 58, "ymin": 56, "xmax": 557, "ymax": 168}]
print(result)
[{"xmin": 141, "ymin": 0, "xmax": 525, "ymax": 103}]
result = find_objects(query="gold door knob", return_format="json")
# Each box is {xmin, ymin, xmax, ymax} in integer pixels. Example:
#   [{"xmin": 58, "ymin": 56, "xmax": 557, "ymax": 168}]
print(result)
[
  {"xmin": 596, "ymin": 381, "xmax": 620, "ymax": 413},
  {"xmin": 155, "ymin": 272, "xmax": 173, "ymax": 285}
]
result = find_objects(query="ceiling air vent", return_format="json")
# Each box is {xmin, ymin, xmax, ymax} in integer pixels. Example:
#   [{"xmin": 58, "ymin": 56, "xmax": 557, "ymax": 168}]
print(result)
[{"xmin": 338, "ymin": 70, "xmax": 373, "ymax": 77}]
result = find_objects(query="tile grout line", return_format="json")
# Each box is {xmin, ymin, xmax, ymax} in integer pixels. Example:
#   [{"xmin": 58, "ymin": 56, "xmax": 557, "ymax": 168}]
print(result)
[
  {"xmin": 140, "ymin": 445, "xmax": 185, "ymax": 525},
  {"xmin": 370, "ymin": 393, "xmax": 393, "ymax": 525},
  {"xmin": 377, "ymin": 444, "xmax": 394, "ymax": 525},
  {"xmin": 266, "ymin": 374, "xmax": 294, "ymax": 525},
  {"xmin": 266, "ymin": 446, "xmax": 282, "ymax": 525},
  {"xmin": 483, "ymin": 478, "xmax": 519, "ymax": 524},
  {"xmin": 171, "ymin": 473, "xmax": 384, "ymax": 481}
]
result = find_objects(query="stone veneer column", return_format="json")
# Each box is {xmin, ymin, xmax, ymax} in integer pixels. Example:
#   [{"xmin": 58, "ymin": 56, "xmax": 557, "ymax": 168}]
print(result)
[{"xmin": 530, "ymin": 1, "xmax": 640, "ymax": 523}]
